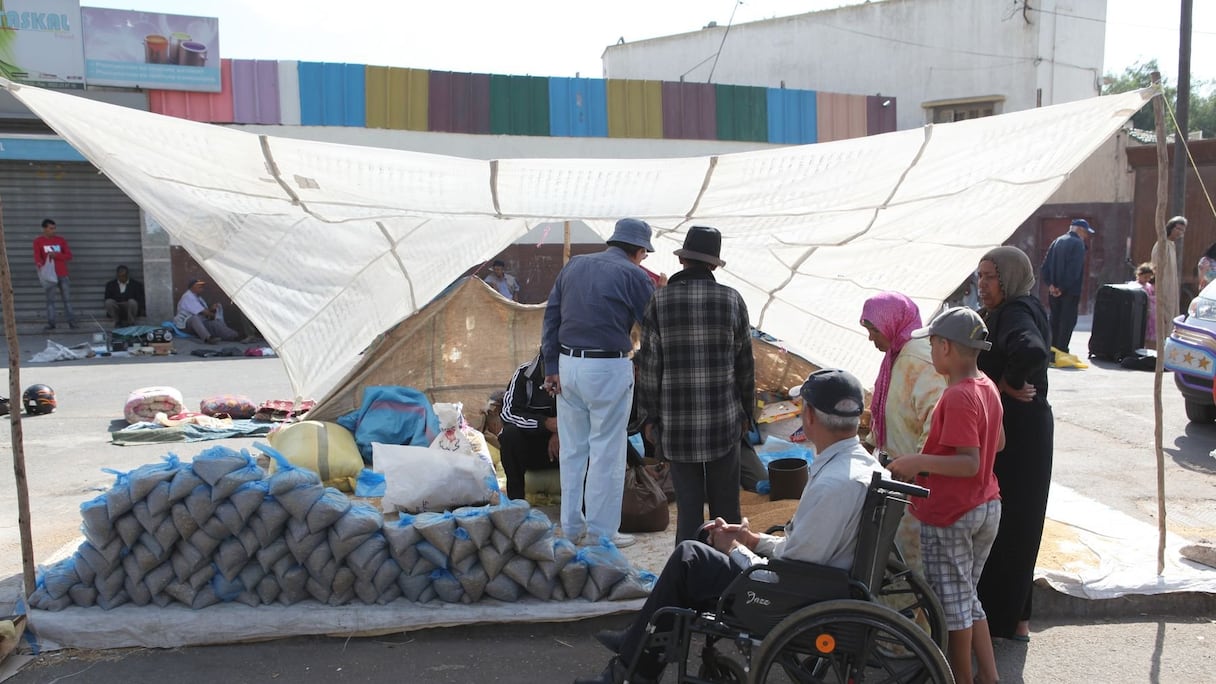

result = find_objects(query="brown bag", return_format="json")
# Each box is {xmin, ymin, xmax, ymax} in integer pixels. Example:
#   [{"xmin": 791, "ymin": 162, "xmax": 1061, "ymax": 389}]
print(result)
[
  {"xmin": 642, "ymin": 457, "xmax": 676, "ymax": 504},
  {"xmin": 620, "ymin": 464, "xmax": 669, "ymax": 533}
]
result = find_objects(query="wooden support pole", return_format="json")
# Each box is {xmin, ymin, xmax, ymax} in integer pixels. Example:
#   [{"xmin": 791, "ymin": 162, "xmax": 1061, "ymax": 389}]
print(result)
[
  {"xmin": 1151, "ymin": 72, "xmax": 1171, "ymax": 577},
  {"xmin": 562, "ymin": 220, "xmax": 571, "ymax": 266},
  {"xmin": 0, "ymin": 196, "xmax": 35, "ymax": 595}
]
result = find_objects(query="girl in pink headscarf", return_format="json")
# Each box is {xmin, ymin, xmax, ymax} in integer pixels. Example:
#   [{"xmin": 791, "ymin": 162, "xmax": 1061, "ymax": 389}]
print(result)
[{"xmin": 860, "ymin": 292, "xmax": 947, "ymax": 575}]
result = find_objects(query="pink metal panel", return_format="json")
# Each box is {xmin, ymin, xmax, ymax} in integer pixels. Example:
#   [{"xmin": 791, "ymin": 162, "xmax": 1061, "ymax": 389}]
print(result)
[
  {"xmin": 816, "ymin": 92, "xmax": 868, "ymax": 143},
  {"xmin": 148, "ymin": 59, "xmax": 235, "ymax": 123},
  {"xmin": 661, "ymin": 81, "xmax": 716, "ymax": 140},
  {"xmin": 232, "ymin": 59, "xmax": 281, "ymax": 124}
]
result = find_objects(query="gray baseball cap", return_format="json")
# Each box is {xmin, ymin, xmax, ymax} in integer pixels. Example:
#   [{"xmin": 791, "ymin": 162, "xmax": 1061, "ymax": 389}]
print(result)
[{"xmin": 911, "ymin": 307, "xmax": 992, "ymax": 351}]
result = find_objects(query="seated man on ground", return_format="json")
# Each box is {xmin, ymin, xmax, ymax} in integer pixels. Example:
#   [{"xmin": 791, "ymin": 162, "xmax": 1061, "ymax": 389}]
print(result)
[
  {"xmin": 498, "ymin": 350, "xmax": 560, "ymax": 500},
  {"xmin": 175, "ymin": 278, "xmax": 243, "ymax": 344},
  {"xmin": 575, "ymin": 368, "xmax": 885, "ymax": 684},
  {"xmin": 103, "ymin": 265, "xmax": 145, "ymax": 327}
]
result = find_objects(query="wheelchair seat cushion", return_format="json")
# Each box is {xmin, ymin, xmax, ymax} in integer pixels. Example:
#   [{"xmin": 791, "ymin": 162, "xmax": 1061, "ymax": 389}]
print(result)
[{"xmin": 723, "ymin": 558, "xmax": 852, "ymax": 637}]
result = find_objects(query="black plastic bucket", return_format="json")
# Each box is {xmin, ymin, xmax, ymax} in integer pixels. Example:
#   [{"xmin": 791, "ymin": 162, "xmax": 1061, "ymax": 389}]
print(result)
[{"xmin": 768, "ymin": 457, "xmax": 809, "ymax": 501}]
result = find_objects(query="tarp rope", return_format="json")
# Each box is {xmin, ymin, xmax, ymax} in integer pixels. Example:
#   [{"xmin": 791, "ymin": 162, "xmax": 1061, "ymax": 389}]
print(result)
[{"xmin": 1162, "ymin": 97, "xmax": 1216, "ymax": 224}]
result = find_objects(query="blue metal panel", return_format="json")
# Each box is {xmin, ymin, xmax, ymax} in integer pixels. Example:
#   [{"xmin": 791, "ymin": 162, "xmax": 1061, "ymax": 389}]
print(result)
[
  {"xmin": 299, "ymin": 62, "xmax": 366, "ymax": 126},
  {"xmin": 548, "ymin": 77, "xmax": 607, "ymax": 138},
  {"xmin": 767, "ymin": 88, "xmax": 817, "ymax": 145},
  {"xmin": 0, "ymin": 137, "xmax": 85, "ymax": 162}
]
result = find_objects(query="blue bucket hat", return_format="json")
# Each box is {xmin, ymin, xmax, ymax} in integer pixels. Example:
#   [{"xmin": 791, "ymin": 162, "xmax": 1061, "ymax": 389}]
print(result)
[{"xmin": 608, "ymin": 218, "xmax": 655, "ymax": 252}]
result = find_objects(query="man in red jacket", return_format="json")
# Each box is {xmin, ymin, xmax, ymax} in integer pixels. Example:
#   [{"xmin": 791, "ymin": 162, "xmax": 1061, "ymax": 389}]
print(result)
[{"xmin": 33, "ymin": 218, "xmax": 78, "ymax": 331}]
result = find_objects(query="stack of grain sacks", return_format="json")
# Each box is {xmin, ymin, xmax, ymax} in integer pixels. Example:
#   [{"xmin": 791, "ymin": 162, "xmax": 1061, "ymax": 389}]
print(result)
[{"xmin": 28, "ymin": 447, "xmax": 653, "ymax": 611}]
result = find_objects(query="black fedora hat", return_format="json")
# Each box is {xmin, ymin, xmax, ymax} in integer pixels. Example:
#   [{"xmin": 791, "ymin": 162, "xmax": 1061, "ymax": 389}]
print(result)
[{"xmin": 673, "ymin": 225, "xmax": 725, "ymax": 267}]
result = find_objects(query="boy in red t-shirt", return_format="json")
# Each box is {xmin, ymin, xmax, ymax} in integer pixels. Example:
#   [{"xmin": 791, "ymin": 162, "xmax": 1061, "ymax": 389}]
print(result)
[{"xmin": 887, "ymin": 307, "xmax": 1004, "ymax": 684}]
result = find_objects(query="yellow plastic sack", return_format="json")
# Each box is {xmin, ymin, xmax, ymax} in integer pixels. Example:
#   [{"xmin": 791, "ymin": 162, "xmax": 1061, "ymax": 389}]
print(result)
[
  {"xmin": 268, "ymin": 420, "xmax": 363, "ymax": 492},
  {"xmin": 1051, "ymin": 347, "xmax": 1089, "ymax": 369},
  {"xmin": 524, "ymin": 468, "xmax": 561, "ymax": 507}
]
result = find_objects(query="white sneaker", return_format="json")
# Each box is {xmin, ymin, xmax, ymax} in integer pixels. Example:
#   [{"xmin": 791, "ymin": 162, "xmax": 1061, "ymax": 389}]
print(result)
[{"xmin": 611, "ymin": 532, "xmax": 636, "ymax": 548}]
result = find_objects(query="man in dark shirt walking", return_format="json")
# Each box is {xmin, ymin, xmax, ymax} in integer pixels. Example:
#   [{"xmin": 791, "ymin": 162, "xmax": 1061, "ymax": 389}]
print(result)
[
  {"xmin": 1040, "ymin": 218, "xmax": 1093, "ymax": 353},
  {"xmin": 638, "ymin": 226, "xmax": 754, "ymax": 544},
  {"xmin": 541, "ymin": 218, "xmax": 656, "ymax": 548}
]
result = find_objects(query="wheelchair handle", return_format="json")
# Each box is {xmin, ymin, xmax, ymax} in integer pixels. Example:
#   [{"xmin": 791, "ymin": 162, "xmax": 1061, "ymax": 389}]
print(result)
[{"xmin": 870, "ymin": 471, "xmax": 930, "ymax": 498}]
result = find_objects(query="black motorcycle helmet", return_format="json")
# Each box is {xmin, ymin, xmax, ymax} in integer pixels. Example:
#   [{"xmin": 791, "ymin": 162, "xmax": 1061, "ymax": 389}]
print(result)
[{"xmin": 22, "ymin": 384, "xmax": 56, "ymax": 415}]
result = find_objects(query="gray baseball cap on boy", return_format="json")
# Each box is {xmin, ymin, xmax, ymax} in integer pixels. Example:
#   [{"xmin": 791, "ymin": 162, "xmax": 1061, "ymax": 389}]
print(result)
[{"xmin": 911, "ymin": 307, "xmax": 992, "ymax": 351}]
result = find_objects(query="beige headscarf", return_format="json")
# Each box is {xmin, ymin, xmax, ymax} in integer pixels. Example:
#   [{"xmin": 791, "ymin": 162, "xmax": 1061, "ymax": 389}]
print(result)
[{"xmin": 981, "ymin": 246, "xmax": 1036, "ymax": 302}]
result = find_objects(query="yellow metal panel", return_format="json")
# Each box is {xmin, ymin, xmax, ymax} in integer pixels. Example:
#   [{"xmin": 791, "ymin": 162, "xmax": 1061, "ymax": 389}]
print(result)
[
  {"xmin": 607, "ymin": 79, "xmax": 662, "ymax": 139},
  {"xmin": 365, "ymin": 66, "xmax": 428, "ymax": 130}
]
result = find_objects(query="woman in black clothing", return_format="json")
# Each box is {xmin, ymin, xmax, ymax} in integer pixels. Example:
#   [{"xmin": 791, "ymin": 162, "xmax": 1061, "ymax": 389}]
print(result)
[{"xmin": 974, "ymin": 246, "xmax": 1054, "ymax": 641}]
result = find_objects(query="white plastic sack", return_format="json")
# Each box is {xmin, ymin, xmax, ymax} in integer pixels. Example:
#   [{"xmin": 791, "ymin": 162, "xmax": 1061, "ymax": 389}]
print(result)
[
  {"xmin": 429, "ymin": 403, "xmax": 494, "ymax": 472},
  {"xmin": 374, "ymin": 443, "xmax": 497, "ymax": 514},
  {"xmin": 30, "ymin": 339, "xmax": 92, "ymax": 363}
]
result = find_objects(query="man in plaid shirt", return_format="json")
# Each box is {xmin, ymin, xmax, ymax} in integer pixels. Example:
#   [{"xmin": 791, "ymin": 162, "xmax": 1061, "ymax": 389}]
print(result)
[{"xmin": 638, "ymin": 226, "xmax": 755, "ymax": 543}]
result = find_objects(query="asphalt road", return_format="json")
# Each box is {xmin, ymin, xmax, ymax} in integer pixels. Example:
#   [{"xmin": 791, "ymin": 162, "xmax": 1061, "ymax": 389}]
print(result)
[{"xmin": 0, "ymin": 327, "xmax": 1213, "ymax": 682}]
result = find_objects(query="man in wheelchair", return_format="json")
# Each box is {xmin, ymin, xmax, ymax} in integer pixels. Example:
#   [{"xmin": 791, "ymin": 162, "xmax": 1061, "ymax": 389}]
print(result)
[{"xmin": 575, "ymin": 368, "xmax": 886, "ymax": 684}]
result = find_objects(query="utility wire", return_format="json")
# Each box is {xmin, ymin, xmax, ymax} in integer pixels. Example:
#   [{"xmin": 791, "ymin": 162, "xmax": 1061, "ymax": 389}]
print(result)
[
  {"xmin": 706, "ymin": 0, "xmax": 743, "ymax": 84},
  {"xmin": 1024, "ymin": 3, "xmax": 1216, "ymax": 35}
]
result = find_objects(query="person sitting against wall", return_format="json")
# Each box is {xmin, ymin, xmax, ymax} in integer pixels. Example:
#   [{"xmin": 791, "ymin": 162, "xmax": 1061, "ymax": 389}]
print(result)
[
  {"xmin": 103, "ymin": 265, "xmax": 145, "ymax": 327},
  {"xmin": 174, "ymin": 278, "xmax": 244, "ymax": 345},
  {"xmin": 498, "ymin": 350, "xmax": 561, "ymax": 500},
  {"xmin": 1129, "ymin": 262, "xmax": 1157, "ymax": 347}
]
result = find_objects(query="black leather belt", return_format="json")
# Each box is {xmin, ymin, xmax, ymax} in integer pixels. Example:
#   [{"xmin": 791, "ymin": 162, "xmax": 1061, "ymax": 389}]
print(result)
[{"xmin": 560, "ymin": 346, "xmax": 628, "ymax": 359}]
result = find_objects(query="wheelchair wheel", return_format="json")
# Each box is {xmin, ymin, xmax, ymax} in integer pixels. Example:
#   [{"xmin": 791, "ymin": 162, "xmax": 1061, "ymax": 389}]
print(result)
[
  {"xmin": 698, "ymin": 649, "xmax": 748, "ymax": 683},
  {"xmin": 878, "ymin": 559, "xmax": 948, "ymax": 650},
  {"xmin": 748, "ymin": 600, "xmax": 952, "ymax": 684}
]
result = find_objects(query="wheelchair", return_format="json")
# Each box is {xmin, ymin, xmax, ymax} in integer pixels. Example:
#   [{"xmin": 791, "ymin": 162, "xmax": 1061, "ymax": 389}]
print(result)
[{"xmin": 623, "ymin": 472, "xmax": 952, "ymax": 683}]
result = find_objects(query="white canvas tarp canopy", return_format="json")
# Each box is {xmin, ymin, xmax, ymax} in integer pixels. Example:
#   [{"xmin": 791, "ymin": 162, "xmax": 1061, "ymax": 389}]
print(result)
[{"xmin": 1, "ymin": 81, "xmax": 1151, "ymax": 400}]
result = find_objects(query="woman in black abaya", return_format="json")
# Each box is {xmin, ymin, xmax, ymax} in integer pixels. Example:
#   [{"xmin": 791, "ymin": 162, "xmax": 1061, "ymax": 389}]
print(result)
[{"xmin": 974, "ymin": 246, "xmax": 1054, "ymax": 641}]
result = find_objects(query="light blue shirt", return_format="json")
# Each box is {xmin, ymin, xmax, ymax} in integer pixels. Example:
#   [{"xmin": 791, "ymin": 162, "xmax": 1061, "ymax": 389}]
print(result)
[
  {"xmin": 541, "ymin": 247, "xmax": 655, "ymax": 372},
  {"xmin": 741, "ymin": 436, "xmax": 883, "ymax": 571}
]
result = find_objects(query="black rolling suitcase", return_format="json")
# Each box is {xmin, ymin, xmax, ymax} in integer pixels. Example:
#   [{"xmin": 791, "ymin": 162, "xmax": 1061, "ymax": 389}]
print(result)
[{"xmin": 1088, "ymin": 283, "xmax": 1148, "ymax": 361}]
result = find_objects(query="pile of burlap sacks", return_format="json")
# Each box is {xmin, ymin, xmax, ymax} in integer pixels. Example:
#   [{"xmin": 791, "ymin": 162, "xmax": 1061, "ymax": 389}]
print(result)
[{"xmin": 28, "ymin": 446, "xmax": 653, "ymax": 611}]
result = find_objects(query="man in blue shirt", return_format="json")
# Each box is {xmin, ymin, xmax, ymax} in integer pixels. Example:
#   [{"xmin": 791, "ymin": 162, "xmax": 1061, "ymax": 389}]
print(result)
[
  {"xmin": 1040, "ymin": 218, "xmax": 1094, "ymax": 353},
  {"xmin": 541, "ymin": 218, "xmax": 656, "ymax": 548}
]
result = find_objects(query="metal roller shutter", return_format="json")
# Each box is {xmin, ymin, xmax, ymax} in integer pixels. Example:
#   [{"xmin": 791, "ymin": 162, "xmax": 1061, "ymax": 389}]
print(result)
[{"xmin": 0, "ymin": 160, "xmax": 143, "ymax": 329}]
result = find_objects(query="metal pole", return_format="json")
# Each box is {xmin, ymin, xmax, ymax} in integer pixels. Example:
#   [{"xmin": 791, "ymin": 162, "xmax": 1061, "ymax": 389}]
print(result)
[
  {"xmin": 1151, "ymin": 72, "xmax": 1171, "ymax": 577},
  {"xmin": 0, "ymin": 196, "xmax": 36, "ymax": 595}
]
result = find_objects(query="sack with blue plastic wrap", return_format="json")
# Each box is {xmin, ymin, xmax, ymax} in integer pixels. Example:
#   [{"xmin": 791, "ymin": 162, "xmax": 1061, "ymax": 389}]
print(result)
[{"xmin": 335, "ymin": 386, "xmax": 441, "ymax": 464}]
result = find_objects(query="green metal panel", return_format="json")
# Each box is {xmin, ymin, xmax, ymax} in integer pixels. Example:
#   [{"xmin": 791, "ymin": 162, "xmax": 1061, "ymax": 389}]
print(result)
[
  {"xmin": 365, "ymin": 66, "xmax": 428, "ymax": 130},
  {"xmin": 490, "ymin": 75, "xmax": 550, "ymax": 136},
  {"xmin": 715, "ymin": 84, "xmax": 768, "ymax": 142},
  {"xmin": 607, "ymin": 79, "xmax": 663, "ymax": 139}
]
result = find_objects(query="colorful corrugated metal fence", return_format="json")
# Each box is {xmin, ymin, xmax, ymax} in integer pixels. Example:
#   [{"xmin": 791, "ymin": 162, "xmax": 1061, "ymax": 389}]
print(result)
[
  {"xmin": 365, "ymin": 66, "xmax": 428, "ymax": 131},
  {"xmin": 298, "ymin": 62, "xmax": 366, "ymax": 126},
  {"xmin": 549, "ymin": 77, "xmax": 608, "ymax": 137},
  {"xmin": 149, "ymin": 59, "xmax": 894, "ymax": 143}
]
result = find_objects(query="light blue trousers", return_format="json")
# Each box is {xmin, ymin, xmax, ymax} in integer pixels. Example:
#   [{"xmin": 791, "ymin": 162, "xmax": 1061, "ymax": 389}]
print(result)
[
  {"xmin": 43, "ymin": 276, "xmax": 76, "ymax": 326},
  {"xmin": 556, "ymin": 354, "xmax": 633, "ymax": 540}
]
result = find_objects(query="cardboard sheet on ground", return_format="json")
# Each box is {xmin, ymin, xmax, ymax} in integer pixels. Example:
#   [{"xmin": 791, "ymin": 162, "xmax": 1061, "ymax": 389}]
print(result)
[
  {"xmin": 1035, "ymin": 484, "xmax": 1216, "ymax": 598},
  {"xmin": 28, "ymin": 594, "xmax": 645, "ymax": 651},
  {"xmin": 0, "ymin": 79, "xmax": 1152, "ymax": 402}
]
